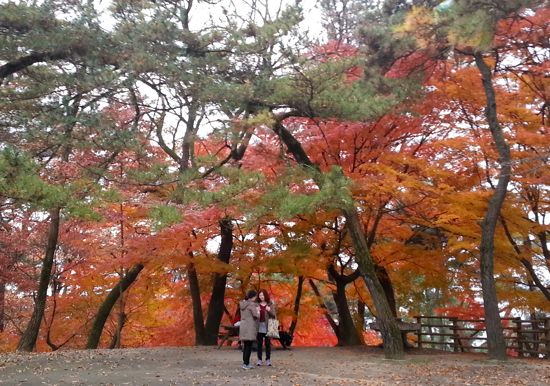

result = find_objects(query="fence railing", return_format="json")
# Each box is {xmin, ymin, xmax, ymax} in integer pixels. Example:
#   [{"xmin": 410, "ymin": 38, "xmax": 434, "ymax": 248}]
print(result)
[{"xmin": 412, "ymin": 316, "xmax": 550, "ymax": 359}]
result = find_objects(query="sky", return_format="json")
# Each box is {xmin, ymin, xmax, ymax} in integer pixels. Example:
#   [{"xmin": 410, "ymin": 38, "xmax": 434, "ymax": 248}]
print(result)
[{"xmin": 188, "ymin": 0, "xmax": 326, "ymax": 39}]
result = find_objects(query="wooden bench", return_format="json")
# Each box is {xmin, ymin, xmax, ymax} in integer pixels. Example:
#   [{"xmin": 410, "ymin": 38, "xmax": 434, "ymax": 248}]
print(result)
[
  {"xmin": 217, "ymin": 324, "xmax": 240, "ymax": 349},
  {"xmin": 369, "ymin": 319, "xmax": 420, "ymax": 348}
]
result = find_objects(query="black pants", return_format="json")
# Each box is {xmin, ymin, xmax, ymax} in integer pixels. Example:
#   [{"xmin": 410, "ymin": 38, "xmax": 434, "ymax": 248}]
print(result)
[
  {"xmin": 256, "ymin": 332, "xmax": 271, "ymax": 360},
  {"xmin": 242, "ymin": 341, "xmax": 253, "ymax": 365}
]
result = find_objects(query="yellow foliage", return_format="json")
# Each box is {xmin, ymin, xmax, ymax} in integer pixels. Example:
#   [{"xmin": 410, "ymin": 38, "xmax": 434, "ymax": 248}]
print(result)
[{"xmin": 395, "ymin": 7, "xmax": 437, "ymax": 49}]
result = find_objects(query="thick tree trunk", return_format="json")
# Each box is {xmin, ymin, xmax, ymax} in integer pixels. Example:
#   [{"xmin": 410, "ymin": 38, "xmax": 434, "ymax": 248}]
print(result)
[
  {"xmin": 332, "ymin": 278, "xmax": 364, "ymax": 346},
  {"xmin": 273, "ymin": 119, "xmax": 404, "ymax": 359},
  {"xmin": 188, "ymin": 260, "xmax": 206, "ymax": 345},
  {"xmin": 328, "ymin": 265, "xmax": 363, "ymax": 346},
  {"xmin": 203, "ymin": 217, "xmax": 234, "ymax": 345},
  {"xmin": 16, "ymin": 209, "xmax": 60, "ymax": 352},
  {"xmin": 474, "ymin": 52, "xmax": 509, "ymax": 361},
  {"xmin": 85, "ymin": 264, "xmax": 144, "ymax": 349},
  {"xmin": 289, "ymin": 276, "xmax": 305, "ymax": 336}
]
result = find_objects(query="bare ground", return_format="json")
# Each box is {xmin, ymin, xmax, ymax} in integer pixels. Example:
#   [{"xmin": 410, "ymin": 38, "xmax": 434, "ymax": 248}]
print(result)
[{"xmin": 0, "ymin": 345, "xmax": 549, "ymax": 386}]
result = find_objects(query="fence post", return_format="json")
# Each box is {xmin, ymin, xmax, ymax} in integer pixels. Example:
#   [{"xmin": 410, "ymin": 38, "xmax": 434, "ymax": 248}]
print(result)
[
  {"xmin": 514, "ymin": 318, "xmax": 524, "ymax": 358},
  {"xmin": 439, "ymin": 316, "xmax": 445, "ymax": 348},
  {"xmin": 544, "ymin": 318, "xmax": 550, "ymax": 360},
  {"xmin": 415, "ymin": 316, "xmax": 423, "ymax": 349},
  {"xmin": 451, "ymin": 317, "xmax": 459, "ymax": 353}
]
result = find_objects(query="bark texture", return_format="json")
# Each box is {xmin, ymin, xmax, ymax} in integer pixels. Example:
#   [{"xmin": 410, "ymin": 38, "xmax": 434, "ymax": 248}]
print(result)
[
  {"xmin": 187, "ymin": 261, "xmax": 206, "ymax": 345},
  {"xmin": 16, "ymin": 209, "xmax": 60, "ymax": 352},
  {"xmin": 329, "ymin": 265, "xmax": 364, "ymax": 346},
  {"xmin": 203, "ymin": 217, "xmax": 234, "ymax": 345},
  {"xmin": 289, "ymin": 276, "xmax": 305, "ymax": 336},
  {"xmin": 474, "ymin": 52, "xmax": 509, "ymax": 361}
]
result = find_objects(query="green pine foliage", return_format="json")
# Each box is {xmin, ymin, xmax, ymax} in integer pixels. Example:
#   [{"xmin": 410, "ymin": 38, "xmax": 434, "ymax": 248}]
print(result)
[{"xmin": 0, "ymin": 146, "xmax": 62, "ymax": 209}]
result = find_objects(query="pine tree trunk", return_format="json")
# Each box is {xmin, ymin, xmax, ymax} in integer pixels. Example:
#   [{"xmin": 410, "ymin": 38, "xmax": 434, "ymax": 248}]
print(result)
[
  {"xmin": 289, "ymin": 276, "xmax": 305, "ymax": 336},
  {"xmin": 474, "ymin": 52, "xmax": 509, "ymax": 361},
  {"xmin": 203, "ymin": 217, "xmax": 233, "ymax": 345},
  {"xmin": 16, "ymin": 209, "xmax": 60, "ymax": 352},
  {"xmin": 85, "ymin": 264, "xmax": 144, "ymax": 349},
  {"xmin": 343, "ymin": 207, "xmax": 404, "ymax": 359}
]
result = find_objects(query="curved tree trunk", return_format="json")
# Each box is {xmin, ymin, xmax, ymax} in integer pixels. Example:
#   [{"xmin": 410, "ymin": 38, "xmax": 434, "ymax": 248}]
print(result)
[
  {"xmin": 309, "ymin": 279, "xmax": 339, "ymax": 335},
  {"xmin": 289, "ymin": 276, "xmax": 305, "ymax": 336},
  {"xmin": 500, "ymin": 219, "xmax": 550, "ymax": 302},
  {"xmin": 474, "ymin": 52, "xmax": 509, "ymax": 361},
  {"xmin": 203, "ymin": 217, "xmax": 234, "ymax": 345},
  {"xmin": 343, "ymin": 207, "xmax": 404, "ymax": 358},
  {"xmin": 273, "ymin": 119, "xmax": 404, "ymax": 359},
  {"xmin": 85, "ymin": 264, "xmax": 144, "ymax": 349},
  {"xmin": 16, "ymin": 209, "xmax": 60, "ymax": 352}
]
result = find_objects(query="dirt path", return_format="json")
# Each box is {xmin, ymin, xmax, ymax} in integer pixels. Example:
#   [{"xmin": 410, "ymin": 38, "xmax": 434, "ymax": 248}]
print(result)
[{"xmin": 1, "ymin": 346, "xmax": 549, "ymax": 385}]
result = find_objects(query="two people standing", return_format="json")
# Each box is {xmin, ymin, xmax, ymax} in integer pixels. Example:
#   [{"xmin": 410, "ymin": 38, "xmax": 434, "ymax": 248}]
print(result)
[{"xmin": 239, "ymin": 289, "xmax": 277, "ymax": 370}]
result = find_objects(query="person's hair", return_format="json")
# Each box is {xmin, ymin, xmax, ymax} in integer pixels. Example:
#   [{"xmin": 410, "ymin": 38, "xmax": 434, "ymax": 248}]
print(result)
[
  {"xmin": 246, "ymin": 290, "xmax": 257, "ymax": 300},
  {"xmin": 256, "ymin": 289, "xmax": 271, "ymax": 303}
]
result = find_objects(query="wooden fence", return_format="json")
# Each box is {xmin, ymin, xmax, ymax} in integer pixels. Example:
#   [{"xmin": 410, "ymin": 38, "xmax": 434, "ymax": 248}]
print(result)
[{"xmin": 413, "ymin": 316, "xmax": 550, "ymax": 359}]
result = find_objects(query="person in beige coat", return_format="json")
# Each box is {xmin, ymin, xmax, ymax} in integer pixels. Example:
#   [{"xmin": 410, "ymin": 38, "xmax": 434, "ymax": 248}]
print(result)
[{"xmin": 239, "ymin": 290, "xmax": 259, "ymax": 369}]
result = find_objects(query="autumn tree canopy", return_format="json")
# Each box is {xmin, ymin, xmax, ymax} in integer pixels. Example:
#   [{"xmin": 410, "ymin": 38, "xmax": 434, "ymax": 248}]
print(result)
[{"xmin": 1, "ymin": 0, "xmax": 550, "ymax": 360}]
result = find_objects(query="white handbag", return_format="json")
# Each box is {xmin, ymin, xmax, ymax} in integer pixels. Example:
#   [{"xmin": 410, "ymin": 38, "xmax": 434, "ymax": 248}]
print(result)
[{"xmin": 266, "ymin": 318, "xmax": 280, "ymax": 339}]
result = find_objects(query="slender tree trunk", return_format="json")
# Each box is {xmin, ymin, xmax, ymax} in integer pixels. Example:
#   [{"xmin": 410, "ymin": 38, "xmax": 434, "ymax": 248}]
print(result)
[
  {"xmin": 501, "ymin": 219, "xmax": 550, "ymax": 302},
  {"xmin": 45, "ymin": 293, "xmax": 59, "ymax": 351},
  {"xmin": 309, "ymin": 279, "xmax": 339, "ymax": 335},
  {"xmin": 188, "ymin": 260, "xmax": 206, "ymax": 345},
  {"xmin": 16, "ymin": 209, "xmax": 60, "ymax": 352},
  {"xmin": 376, "ymin": 265, "xmax": 397, "ymax": 318},
  {"xmin": 203, "ymin": 217, "xmax": 234, "ymax": 345},
  {"xmin": 474, "ymin": 52, "xmax": 509, "ymax": 361},
  {"xmin": 85, "ymin": 264, "xmax": 144, "ymax": 349},
  {"xmin": 108, "ymin": 312, "xmax": 126, "ymax": 349},
  {"xmin": 289, "ymin": 276, "xmax": 305, "ymax": 336}
]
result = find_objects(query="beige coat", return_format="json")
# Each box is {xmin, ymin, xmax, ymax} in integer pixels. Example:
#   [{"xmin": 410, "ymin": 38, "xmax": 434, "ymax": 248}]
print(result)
[{"xmin": 239, "ymin": 299, "xmax": 260, "ymax": 341}]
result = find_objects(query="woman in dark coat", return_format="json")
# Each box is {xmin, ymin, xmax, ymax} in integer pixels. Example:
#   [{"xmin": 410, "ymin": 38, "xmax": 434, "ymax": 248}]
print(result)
[{"xmin": 239, "ymin": 290, "xmax": 259, "ymax": 369}]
